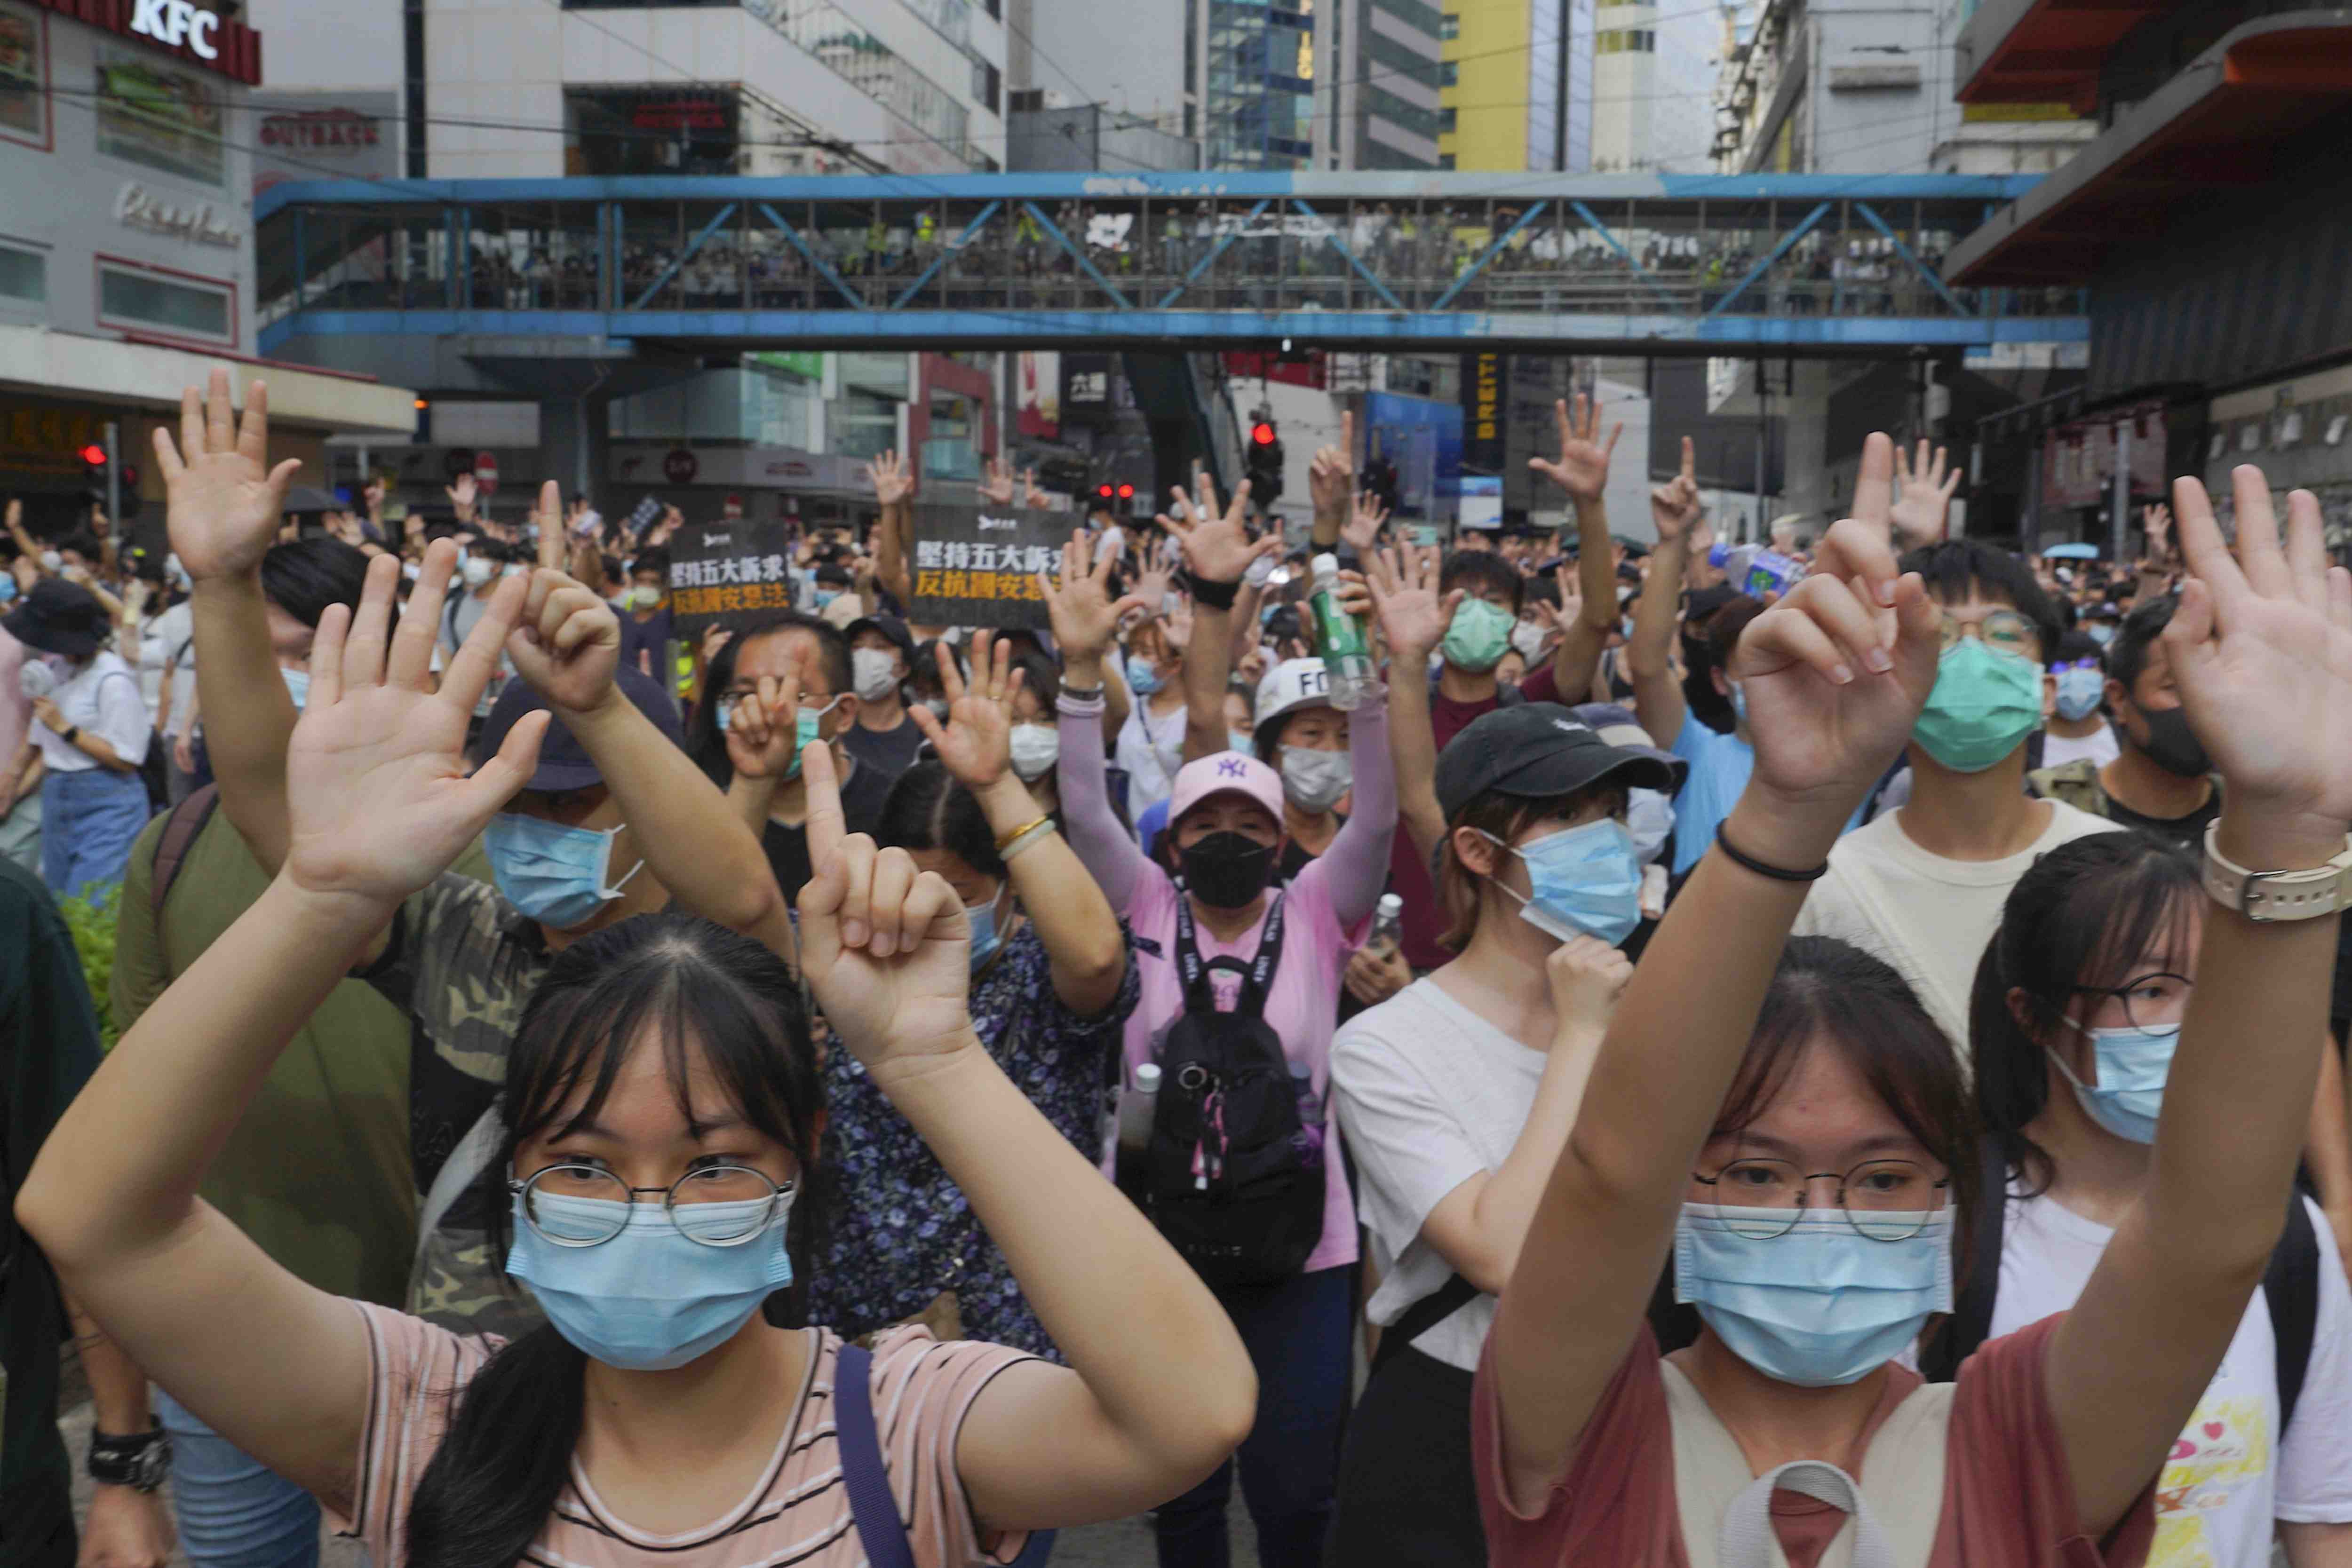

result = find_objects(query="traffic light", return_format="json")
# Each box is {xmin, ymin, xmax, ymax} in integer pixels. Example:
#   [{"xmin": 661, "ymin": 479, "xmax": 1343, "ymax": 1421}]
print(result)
[
  {"xmin": 1245, "ymin": 418, "xmax": 1284, "ymax": 505},
  {"xmin": 81, "ymin": 443, "xmax": 141, "ymax": 518}
]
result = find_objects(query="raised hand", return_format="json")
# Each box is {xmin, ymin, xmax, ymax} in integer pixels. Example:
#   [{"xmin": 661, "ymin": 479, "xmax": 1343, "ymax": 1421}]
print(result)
[
  {"xmin": 796, "ymin": 740, "xmax": 976, "ymax": 1073},
  {"xmin": 725, "ymin": 651, "xmax": 806, "ymax": 782},
  {"xmin": 1021, "ymin": 466, "xmax": 1049, "ymax": 509},
  {"xmin": 507, "ymin": 567, "xmax": 620, "ymax": 714},
  {"xmin": 867, "ymin": 449, "xmax": 913, "ymax": 508},
  {"xmin": 1730, "ymin": 516, "xmax": 1940, "ymax": 814},
  {"xmin": 532, "ymin": 481, "xmax": 568, "ymax": 573},
  {"xmin": 1343, "ymin": 490, "xmax": 1390, "ymax": 554},
  {"xmin": 1161, "ymin": 471, "xmax": 1280, "ymax": 585},
  {"xmin": 1650, "ymin": 436, "xmax": 1701, "ymax": 546},
  {"xmin": 1528, "ymin": 394, "xmax": 1621, "ymax": 506},
  {"xmin": 445, "ymin": 472, "xmax": 479, "ymax": 525},
  {"xmin": 2142, "ymin": 502, "xmax": 2173, "ymax": 563},
  {"xmin": 1309, "ymin": 410, "xmax": 1356, "ymax": 525},
  {"xmin": 2164, "ymin": 467, "xmax": 2352, "ymax": 863},
  {"xmin": 282, "ymin": 544, "xmax": 548, "ymax": 907},
  {"xmin": 910, "ymin": 630, "xmax": 1017, "ymax": 789},
  {"xmin": 1846, "ymin": 432, "xmax": 1901, "ymax": 547},
  {"xmin": 1889, "ymin": 439, "xmax": 1960, "ymax": 552},
  {"xmin": 979, "ymin": 455, "xmax": 1017, "ymax": 507},
  {"xmin": 1163, "ymin": 595, "xmax": 1195, "ymax": 656},
  {"xmin": 1546, "ymin": 934, "xmax": 1633, "ymax": 1038},
  {"xmin": 1367, "ymin": 541, "xmax": 1459, "ymax": 666},
  {"xmin": 1041, "ymin": 530, "xmax": 1151, "ymax": 665},
  {"xmin": 151, "ymin": 369, "xmax": 302, "ymax": 582}
]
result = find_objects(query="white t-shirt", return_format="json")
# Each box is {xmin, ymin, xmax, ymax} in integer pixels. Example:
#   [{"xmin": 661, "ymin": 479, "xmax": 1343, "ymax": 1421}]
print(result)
[
  {"xmin": 1113, "ymin": 698, "xmax": 1187, "ymax": 820},
  {"xmin": 142, "ymin": 601, "xmax": 197, "ymax": 734},
  {"xmin": 2042, "ymin": 723, "xmax": 2120, "ymax": 770},
  {"xmin": 1791, "ymin": 799, "xmax": 2120, "ymax": 1055},
  {"xmin": 1992, "ymin": 1189, "xmax": 2352, "ymax": 1564},
  {"xmin": 34, "ymin": 650, "xmax": 150, "ymax": 772},
  {"xmin": 1330, "ymin": 978, "xmax": 1546, "ymax": 1372}
]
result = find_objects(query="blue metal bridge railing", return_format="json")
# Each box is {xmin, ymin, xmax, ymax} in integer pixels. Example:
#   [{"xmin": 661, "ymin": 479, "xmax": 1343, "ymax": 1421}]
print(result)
[{"xmin": 255, "ymin": 171, "xmax": 2088, "ymax": 355}]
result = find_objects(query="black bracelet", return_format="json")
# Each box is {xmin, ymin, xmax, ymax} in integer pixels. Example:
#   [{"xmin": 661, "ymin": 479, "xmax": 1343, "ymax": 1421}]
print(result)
[
  {"xmin": 87, "ymin": 1425, "xmax": 171, "ymax": 1492},
  {"xmin": 1714, "ymin": 823, "xmax": 1829, "ymax": 882},
  {"xmin": 1183, "ymin": 570, "xmax": 1240, "ymax": 611}
]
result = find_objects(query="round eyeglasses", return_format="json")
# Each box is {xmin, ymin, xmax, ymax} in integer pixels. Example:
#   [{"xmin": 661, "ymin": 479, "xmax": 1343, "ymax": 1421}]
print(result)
[
  {"xmin": 1935, "ymin": 608, "xmax": 2037, "ymax": 658},
  {"xmin": 509, "ymin": 1163, "xmax": 793, "ymax": 1248},
  {"xmin": 1691, "ymin": 1157, "xmax": 1949, "ymax": 1241},
  {"xmin": 2067, "ymin": 970, "xmax": 2193, "ymax": 1034}
]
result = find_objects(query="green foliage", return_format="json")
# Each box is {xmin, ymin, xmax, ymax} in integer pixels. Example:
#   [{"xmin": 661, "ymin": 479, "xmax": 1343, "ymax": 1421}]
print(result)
[{"xmin": 56, "ymin": 884, "xmax": 120, "ymax": 1048}]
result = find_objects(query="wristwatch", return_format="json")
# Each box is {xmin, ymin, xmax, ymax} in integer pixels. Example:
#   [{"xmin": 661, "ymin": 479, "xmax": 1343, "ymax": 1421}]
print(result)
[
  {"xmin": 60, "ymin": 725, "xmax": 79, "ymax": 747},
  {"xmin": 88, "ymin": 1425, "xmax": 171, "ymax": 1492},
  {"xmin": 2201, "ymin": 823, "xmax": 2352, "ymax": 923}
]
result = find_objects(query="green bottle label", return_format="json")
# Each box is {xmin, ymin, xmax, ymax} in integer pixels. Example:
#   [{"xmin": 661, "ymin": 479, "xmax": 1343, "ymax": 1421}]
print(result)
[{"xmin": 1311, "ymin": 590, "xmax": 1367, "ymax": 657}]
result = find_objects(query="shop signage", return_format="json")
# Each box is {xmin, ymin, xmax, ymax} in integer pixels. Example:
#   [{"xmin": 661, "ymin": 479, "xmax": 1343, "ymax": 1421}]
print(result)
[
  {"xmin": 258, "ymin": 107, "xmax": 379, "ymax": 150},
  {"xmin": 116, "ymin": 182, "xmax": 239, "ymax": 248},
  {"xmin": 31, "ymin": 0, "xmax": 262, "ymax": 85},
  {"xmin": 663, "ymin": 448, "xmax": 699, "ymax": 484}
]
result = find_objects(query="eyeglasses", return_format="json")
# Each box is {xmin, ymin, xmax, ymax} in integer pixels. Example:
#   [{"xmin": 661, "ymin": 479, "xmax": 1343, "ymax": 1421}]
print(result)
[
  {"xmin": 2050, "ymin": 657, "xmax": 2102, "ymax": 674},
  {"xmin": 509, "ymin": 1163, "xmax": 793, "ymax": 1248},
  {"xmin": 1691, "ymin": 1156, "xmax": 1949, "ymax": 1240},
  {"xmin": 1935, "ymin": 609, "xmax": 2038, "ymax": 658},
  {"xmin": 2066, "ymin": 970, "xmax": 2193, "ymax": 1033}
]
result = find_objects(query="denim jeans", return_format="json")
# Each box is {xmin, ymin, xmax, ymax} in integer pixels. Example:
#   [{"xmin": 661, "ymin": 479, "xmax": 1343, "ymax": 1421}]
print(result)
[
  {"xmin": 153, "ymin": 1389, "xmax": 322, "ymax": 1568},
  {"xmin": 1152, "ymin": 1265, "xmax": 1352, "ymax": 1568},
  {"xmin": 39, "ymin": 767, "xmax": 150, "ymax": 903}
]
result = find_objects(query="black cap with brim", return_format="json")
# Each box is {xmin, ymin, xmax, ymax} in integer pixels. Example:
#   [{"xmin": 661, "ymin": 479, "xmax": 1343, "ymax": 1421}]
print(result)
[
  {"xmin": 846, "ymin": 613, "xmax": 916, "ymax": 663},
  {"xmin": 3, "ymin": 577, "xmax": 104, "ymax": 660},
  {"xmin": 476, "ymin": 662, "xmax": 685, "ymax": 793},
  {"xmin": 1435, "ymin": 702, "xmax": 1678, "ymax": 820},
  {"xmin": 281, "ymin": 484, "xmax": 340, "ymax": 516}
]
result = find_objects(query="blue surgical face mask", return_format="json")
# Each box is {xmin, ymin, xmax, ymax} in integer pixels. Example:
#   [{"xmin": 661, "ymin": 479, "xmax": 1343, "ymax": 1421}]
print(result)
[
  {"xmin": 0, "ymin": 575, "xmax": 16, "ymax": 606},
  {"xmin": 484, "ymin": 814, "xmax": 645, "ymax": 930},
  {"xmin": 1126, "ymin": 654, "xmax": 1165, "ymax": 696},
  {"xmin": 1675, "ymin": 1204, "xmax": 1955, "ymax": 1387},
  {"xmin": 1627, "ymin": 787, "xmax": 1675, "ymax": 865},
  {"xmin": 1729, "ymin": 679, "xmax": 1749, "ymax": 729},
  {"xmin": 2085, "ymin": 623, "xmax": 2116, "ymax": 647},
  {"xmin": 2053, "ymin": 664, "xmax": 2105, "ymax": 723},
  {"xmin": 967, "ymin": 882, "xmax": 1008, "ymax": 974},
  {"xmin": 2050, "ymin": 1017, "xmax": 2176, "ymax": 1143},
  {"xmin": 503, "ymin": 1187, "xmax": 795, "ymax": 1371},
  {"xmin": 281, "ymin": 666, "xmax": 310, "ymax": 711},
  {"xmin": 813, "ymin": 588, "xmax": 841, "ymax": 609},
  {"xmin": 1481, "ymin": 817, "xmax": 1643, "ymax": 947}
]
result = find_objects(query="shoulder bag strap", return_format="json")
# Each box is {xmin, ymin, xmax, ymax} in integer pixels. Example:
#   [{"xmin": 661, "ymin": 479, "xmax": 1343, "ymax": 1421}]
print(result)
[
  {"xmin": 833, "ymin": 1343, "xmax": 919, "ymax": 1568},
  {"xmin": 1370, "ymin": 1271, "xmax": 1480, "ymax": 1374},
  {"xmin": 2264, "ymin": 1195, "xmax": 2319, "ymax": 1436}
]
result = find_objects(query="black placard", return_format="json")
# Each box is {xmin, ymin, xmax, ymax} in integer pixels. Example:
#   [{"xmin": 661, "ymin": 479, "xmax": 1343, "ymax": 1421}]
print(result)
[
  {"xmin": 907, "ymin": 503, "xmax": 1063, "ymax": 630},
  {"xmin": 665, "ymin": 521, "xmax": 798, "ymax": 636}
]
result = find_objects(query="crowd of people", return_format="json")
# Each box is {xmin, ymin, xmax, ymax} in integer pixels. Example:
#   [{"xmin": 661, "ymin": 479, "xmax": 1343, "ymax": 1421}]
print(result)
[{"xmin": 2, "ymin": 368, "xmax": 2351, "ymax": 1568}]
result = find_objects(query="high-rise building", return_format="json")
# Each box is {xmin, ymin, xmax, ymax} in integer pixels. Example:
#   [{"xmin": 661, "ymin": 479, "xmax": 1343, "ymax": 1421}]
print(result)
[
  {"xmin": 1438, "ymin": 0, "xmax": 1593, "ymax": 172},
  {"xmin": 1191, "ymin": 0, "xmax": 1319, "ymax": 169},
  {"xmin": 1587, "ymin": 0, "xmax": 1720, "ymax": 173},
  {"xmin": 1323, "ymin": 0, "xmax": 1446, "ymax": 170}
]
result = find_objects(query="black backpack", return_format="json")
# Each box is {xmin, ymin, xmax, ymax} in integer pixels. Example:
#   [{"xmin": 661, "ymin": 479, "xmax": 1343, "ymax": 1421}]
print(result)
[
  {"xmin": 1140, "ymin": 893, "xmax": 1326, "ymax": 1288},
  {"xmin": 1919, "ymin": 1134, "xmax": 2320, "ymax": 1434}
]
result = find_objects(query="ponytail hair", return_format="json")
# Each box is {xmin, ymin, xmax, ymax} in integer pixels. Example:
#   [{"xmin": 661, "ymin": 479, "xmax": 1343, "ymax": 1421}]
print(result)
[{"xmin": 403, "ymin": 913, "xmax": 824, "ymax": 1568}]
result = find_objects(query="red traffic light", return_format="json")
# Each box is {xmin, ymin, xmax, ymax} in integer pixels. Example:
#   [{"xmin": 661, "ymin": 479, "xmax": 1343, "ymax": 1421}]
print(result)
[
  {"xmin": 1117, "ymin": 483, "xmax": 1135, "ymax": 499},
  {"xmin": 79, "ymin": 443, "xmax": 107, "ymax": 466},
  {"xmin": 1097, "ymin": 483, "xmax": 1113, "ymax": 499},
  {"xmin": 1250, "ymin": 422, "xmax": 1277, "ymax": 446}
]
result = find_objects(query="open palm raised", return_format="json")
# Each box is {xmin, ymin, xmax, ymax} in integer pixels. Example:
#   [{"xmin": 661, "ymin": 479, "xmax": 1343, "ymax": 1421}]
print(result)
[{"xmin": 153, "ymin": 369, "xmax": 302, "ymax": 583}]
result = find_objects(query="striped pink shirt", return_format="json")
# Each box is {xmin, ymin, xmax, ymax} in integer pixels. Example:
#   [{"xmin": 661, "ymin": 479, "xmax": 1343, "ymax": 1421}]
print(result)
[{"xmin": 334, "ymin": 1302, "xmax": 1037, "ymax": 1568}]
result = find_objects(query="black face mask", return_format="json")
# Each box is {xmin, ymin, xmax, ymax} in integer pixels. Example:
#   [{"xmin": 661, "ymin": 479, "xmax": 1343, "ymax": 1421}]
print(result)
[
  {"xmin": 1178, "ymin": 831, "xmax": 1279, "ymax": 909},
  {"xmin": 2132, "ymin": 701, "xmax": 2211, "ymax": 778}
]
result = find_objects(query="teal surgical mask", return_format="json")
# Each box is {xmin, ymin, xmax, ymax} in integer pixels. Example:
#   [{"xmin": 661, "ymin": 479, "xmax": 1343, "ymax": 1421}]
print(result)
[
  {"xmin": 1442, "ymin": 599, "xmax": 1513, "ymax": 672},
  {"xmin": 1912, "ymin": 639, "xmax": 2042, "ymax": 773},
  {"xmin": 716, "ymin": 694, "xmax": 842, "ymax": 782}
]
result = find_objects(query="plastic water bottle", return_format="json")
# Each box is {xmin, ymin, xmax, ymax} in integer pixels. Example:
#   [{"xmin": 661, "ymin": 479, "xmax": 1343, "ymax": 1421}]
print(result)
[
  {"xmin": 1114, "ymin": 1062, "xmax": 1160, "ymax": 1195},
  {"xmin": 1308, "ymin": 553, "xmax": 1375, "ymax": 711},
  {"xmin": 1366, "ymin": 892, "xmax": 1404, "ymax": 956},
  {"xmin": 1289, "ymin": 1061, "xmax": 1326, "ymax": 1169}
]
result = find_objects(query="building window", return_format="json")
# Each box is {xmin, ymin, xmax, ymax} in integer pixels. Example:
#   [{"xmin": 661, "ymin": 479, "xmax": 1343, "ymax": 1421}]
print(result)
[
  {"xmin": 0, "ymin": 6, "xmax": 52, "ymax": 151},
  {"xmin": 1439, "ymin": 11, "xmax": 1459, "ymax": 39},
  {"xmin": 1438, "ymin": 105, "xmax": 1456, "ymax": 132},
  {"xmin": 1438, "ymin": 59, "xmax": 1458, "ymax": 86},
  {"xmin": 0, "ymin": 241, "xmax": 44, "ymax": 305},
  {"xmin": 1595, "ymin": 29, "xmax": 1656, "ymax": 53},
  {"xmin": 97, "ymin": 260, "xmax": 232, "ymax": 343},
  {"xmin": 1438, "ymin": 152, "xmax": 1455, "ymax": 169}
]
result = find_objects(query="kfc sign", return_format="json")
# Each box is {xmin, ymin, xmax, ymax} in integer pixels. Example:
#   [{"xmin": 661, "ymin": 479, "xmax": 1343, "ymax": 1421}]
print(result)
[
  {"xmin": 130, "ymin": 0, "xmax": 215, "ymax": 57},
  {"xmin": 29, "ymin": 0, "xmax": 263, "ymax": 84}
]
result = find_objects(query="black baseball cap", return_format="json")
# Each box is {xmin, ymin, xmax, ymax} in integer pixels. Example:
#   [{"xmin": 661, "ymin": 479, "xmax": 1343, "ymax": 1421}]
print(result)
[
  {"xmin": 477, "ymin": 663, "xmax": 684, "ymax": 793},
  {"xmin": 1685, "ymin": 583, "xmax": 1743, "ymax": 620},
  {"xmin": 845, "ymin": 613, "xmax": 915, "ymax": 663},
  {"xmin": 3, "ymin": 577, "xmax": 107, "ymax": 660},
  {"xmin": 1435, "ymin": 702, "xmax": 1677, "ymax": 820}
]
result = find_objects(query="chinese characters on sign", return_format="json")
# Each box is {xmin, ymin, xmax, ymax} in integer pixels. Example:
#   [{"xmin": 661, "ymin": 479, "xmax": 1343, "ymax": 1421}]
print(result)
[
  {"xmin": 908, "ymin": 503, "xmax": 1062, "ymax": 630},
  {"xmin": 665, "ymin": 523, "xmax": 798, "ymax": 636}
]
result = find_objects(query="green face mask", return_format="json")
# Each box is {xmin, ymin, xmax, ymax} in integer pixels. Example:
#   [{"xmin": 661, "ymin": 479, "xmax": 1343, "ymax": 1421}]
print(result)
[
  {"xmin": 1443, "ymin": 598, "xmax": 1514, "ymax": 673},
  {"xmin": 1912, "ymin": 638, "xmax": 2042, "ymax": 773}
]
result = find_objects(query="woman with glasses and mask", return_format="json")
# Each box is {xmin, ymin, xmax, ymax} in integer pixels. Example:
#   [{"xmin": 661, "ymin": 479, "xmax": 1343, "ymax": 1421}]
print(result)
[
  {"xmin": 799, "ymin": 632, "xmax": 1138, "ymax": 1361},
  {"xmin": 16, "ymin": 553, "xmax": 1255, "ymax": 1568},
  {"xmin": 1042, "ymin": 513, "xmax": 1400, "ymax": 1568},
  {"xmin": 1936, "ymin": 832, "xmax": 2352, "ymax": 1566},
  {"xmin": 1478, "ymin": 471, "xmax": 2352, "ymax": 1567}
]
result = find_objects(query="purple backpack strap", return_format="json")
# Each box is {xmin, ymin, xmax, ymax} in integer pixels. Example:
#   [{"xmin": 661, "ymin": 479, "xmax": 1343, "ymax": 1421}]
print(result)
[{"xmin": 833, "ymin": 1343, "xmax": 917, "ymax": 1568}]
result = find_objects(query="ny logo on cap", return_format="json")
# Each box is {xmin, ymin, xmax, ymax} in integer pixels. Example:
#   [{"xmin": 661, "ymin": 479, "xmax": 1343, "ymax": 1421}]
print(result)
[
  {"xmin": 1217, "ymin": 756, "xmax": 1250, "ymax": 777},
  {"xmin": 1553, "ymin": 720, "xmax": 1591, "ymax": 736}
]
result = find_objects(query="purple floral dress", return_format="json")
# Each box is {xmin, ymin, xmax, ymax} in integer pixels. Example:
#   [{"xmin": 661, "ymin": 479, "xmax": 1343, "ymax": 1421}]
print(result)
[{"xmin": 809, "ymin": 922, "xmax": 1138, "ymax": 1358}]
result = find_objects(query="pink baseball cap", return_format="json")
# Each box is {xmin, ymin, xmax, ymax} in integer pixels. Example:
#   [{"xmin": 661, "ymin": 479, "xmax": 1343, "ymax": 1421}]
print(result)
[{"xmin": 1168, "ymin": 750, "xmax": 1284, "ymax": 828}]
